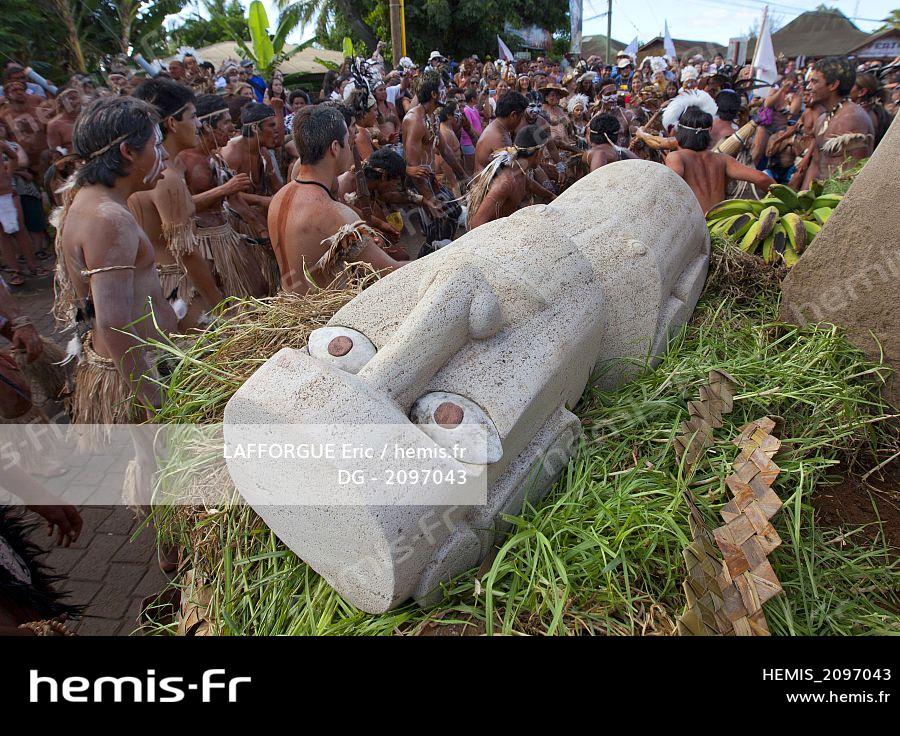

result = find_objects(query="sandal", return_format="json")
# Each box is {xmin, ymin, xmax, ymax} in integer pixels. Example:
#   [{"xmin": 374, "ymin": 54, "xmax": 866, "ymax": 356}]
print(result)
[
  {"xmin": 5, "ymin": 272, "xmax": 25, "ymax": 286},
  {"xmin": 34, "ymin": 249, "xmax": 51, "ymax": 261},
  {"xmin": 27, "ymin": 266, "xmax": 52, "ymax": 278}
]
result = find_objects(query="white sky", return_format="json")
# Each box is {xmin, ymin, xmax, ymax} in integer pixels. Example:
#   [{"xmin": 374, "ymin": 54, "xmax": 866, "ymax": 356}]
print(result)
[{"xmin": 173, "ymin": 1, "xmax": 895, "ymax": 53}]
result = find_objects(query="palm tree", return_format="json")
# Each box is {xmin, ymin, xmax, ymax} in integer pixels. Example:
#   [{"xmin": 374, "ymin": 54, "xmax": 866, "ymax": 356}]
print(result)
[
  {"xmin": 215, "ymin": 0, "xmax": 315, "ymax": 77},
  {"xmin": 276, "ymin": 0, "xmax": 380, "ymax": 52},
  {"xmin": 879, "ymin": 9, "xmax": 900, "ymax": 31}
]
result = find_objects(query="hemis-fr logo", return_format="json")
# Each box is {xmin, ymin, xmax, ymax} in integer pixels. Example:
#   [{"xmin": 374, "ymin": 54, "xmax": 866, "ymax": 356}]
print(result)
[{"xmin": 30, "ymin": 669, "xmax": 252, "ymax": 703}]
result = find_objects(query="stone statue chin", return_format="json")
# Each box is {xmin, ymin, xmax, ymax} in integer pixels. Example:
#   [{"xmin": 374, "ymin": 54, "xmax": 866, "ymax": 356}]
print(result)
[{"xmin": 224, "ymin": 160, "xmax": 710, "ymax": 614}]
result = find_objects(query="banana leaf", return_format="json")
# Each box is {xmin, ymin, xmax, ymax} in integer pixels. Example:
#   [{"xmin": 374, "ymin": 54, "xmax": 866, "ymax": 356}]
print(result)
[{"xmin": 248, "ymin": 0, "xmax": 275, "ymax": 71}]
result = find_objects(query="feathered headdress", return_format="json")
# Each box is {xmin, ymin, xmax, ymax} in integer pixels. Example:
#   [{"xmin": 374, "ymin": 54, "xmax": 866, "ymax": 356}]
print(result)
[
  {"xmin": 567, "ymin": 93, "xmax": 589, "ymax": 113},
  {"xmin": 662, "ymin": 89, "xmax": 717, "ymax": 132},
  {"xmin": 650, "ymin": 56, "xmax": 668, "ymax": 75},
  {"xmin": 680, "ymin": 65, "xmax": 699, "ymax": 83}
]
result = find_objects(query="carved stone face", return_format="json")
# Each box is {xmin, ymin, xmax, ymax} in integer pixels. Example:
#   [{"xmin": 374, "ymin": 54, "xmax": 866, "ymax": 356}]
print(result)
[{"xmin": 225, "ymin": 161, "xmax": 711, "ymax": 613}]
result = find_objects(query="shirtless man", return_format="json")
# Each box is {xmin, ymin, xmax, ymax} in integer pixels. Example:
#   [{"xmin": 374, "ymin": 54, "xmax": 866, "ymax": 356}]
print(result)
[
  {"xmin": 802, "ymin": 57, "xmax": 875, "ymax": 188},
  {"xmin": 46, "ymin": 88, "xmax": 82, "ymax": 157},
  {"xmin": 467, "ymin": 124, "xmax": 555, "ymax": 230},
  {"xmin": 475, "ymin": 91, "xmax": 528, "ymax": 171},
  {"xmin": 585, "ymin": 114, "xmax": 637, "ymax": 172},
  {"xmin": 127, "ymin": 79, "xmax": 225, "ymax": 331},
  {"xmin": 710, "ymin": 89, "xmax": 741, "ymax": 149},
  {"xmin": 665, "ymin": 106, "xmax": 774, "ymax": 214},
  {"xmin": 178, "ymin": 94, "xmax": 265, "ymax": 300},
  {"xmin": 0, "ymin": 75, "xmax": 52, "ymax": 175},
  {"xmin": 437, "ymin": 100, "xmax": 463, "ymax": 196},
  {"xmin": 221, "ymin": 102, "xmax": 282, "ymax": 235},
  {"xmin": 268, "ymin": 105, "xmax": 403, "ymax": 294},
  {"xmin": 57, "ymin": 96, "xmax": 176, "ymax": 417},
  {"xmin": 403, "ymin": 78, "xmax": 466, "ymax": 251},
  {"xmin": 0, "ymin": 130, "xmax": 38, "ymax": 284},
  {"xmin": 593, "ymin": 84, "xmax": 633, "ymax": 148},
  {"xmin": 348, "ymin": 88, "xmax": 378, "ymax": 162}
]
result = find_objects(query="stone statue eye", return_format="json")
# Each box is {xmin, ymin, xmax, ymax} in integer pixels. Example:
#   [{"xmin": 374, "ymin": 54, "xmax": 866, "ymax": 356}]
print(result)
[
  {"xmin": 410, "ymin": 392, "xmax": 502, "ymax": 465},
  {"xmin": 308, "ymin": 327, "xmax": 376, "ymax": 374}
]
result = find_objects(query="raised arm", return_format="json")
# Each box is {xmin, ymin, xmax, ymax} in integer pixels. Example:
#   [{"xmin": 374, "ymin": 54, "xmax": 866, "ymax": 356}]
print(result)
[{"xmin": 724, "ymin": 155, "xmax": 775, "ymax": 190}]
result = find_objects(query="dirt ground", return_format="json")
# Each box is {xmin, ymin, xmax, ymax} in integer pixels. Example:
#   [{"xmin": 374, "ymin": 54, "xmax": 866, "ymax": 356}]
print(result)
[{"xmin": 812, "ymin": 459, "xmax": 900, "ymax": 550}]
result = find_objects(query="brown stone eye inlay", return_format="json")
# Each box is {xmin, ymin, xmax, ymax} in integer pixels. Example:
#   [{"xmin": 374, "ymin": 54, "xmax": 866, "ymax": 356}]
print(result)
[
  {"xmin": 328, "ymin": 335, "xmax": 353, "ymax": 357},
  {"xmin": 433, "ymin": 402, "xmax": 464, "ymax": 428}
]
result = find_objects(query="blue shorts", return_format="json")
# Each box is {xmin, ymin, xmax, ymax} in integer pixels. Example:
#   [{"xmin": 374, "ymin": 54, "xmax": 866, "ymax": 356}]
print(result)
[{"xmin": 461, "ymin": 143, "xmax": 475, "ymax": 156}]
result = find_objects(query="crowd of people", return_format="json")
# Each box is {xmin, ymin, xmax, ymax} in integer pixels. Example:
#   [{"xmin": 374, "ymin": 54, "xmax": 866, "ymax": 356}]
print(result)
[{"xmin": 0, "ymin": 36, "xmax": 897, "ymax": 631}]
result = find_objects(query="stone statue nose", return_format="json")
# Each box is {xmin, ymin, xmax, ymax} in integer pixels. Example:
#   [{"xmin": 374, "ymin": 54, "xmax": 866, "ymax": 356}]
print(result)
[{"xmin": 357, "ymin": 265, "xmax": 504, "ymax": 410}]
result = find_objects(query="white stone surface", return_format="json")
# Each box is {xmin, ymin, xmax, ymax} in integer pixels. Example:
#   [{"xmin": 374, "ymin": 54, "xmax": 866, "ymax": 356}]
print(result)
[{"xmin": 224, "ymin": 160, "xmax": 710, "ymax": 613}]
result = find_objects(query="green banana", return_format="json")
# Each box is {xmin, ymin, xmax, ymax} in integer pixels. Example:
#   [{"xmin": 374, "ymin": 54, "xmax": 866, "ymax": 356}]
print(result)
[
  {"xmin": 810, "ymin": 180, "xmax": 824, "ymax": 198},
  {"xmin": 796, "ymin": 189, "xmax": 815, "ymax": 210},
  {"xmin": 761, "ymin": 232, "xmax": 776, "ymax": 263},
  {"xmin": 758, "ymin": 196, "xmax": 791, "ymax": 215},
  {"xmin": 812, "ymin": 207, "xmax": 833, "ymax": 225},
  {"xmin": 726, "ymin": 213, "xmax": 755, "ymax": 239},
  {"xmin": 802, "ymin": 220, "xmax": 822, "ymax": 239},
  {"xmin": 739, "ymin": 220, "xmax": 762, "ymax": 253},
  {"xmin": 772, "ymin": 222, "xmax": 788, "ymax": 257},
  {"xmin": 710, "ymin": 214, "xmax": 741, "ymax": 236},
  {"xmin": 768, "ymin": 183, "xmax": 801, "ymax": 211},
  {"xmin": 705, "ymin": 198, "xmax": 764, "ymax": 221},
  {"xmin": 757, "ymin": 205, "xmax": 780, "ymax": 241},
  {"xmin": 810, "ymin": 194, "xmax": 842, "ymax": 210},
  {"xmin": 782, "ymin": 245, "xmax": 801, "ymax": 267},
  {"xmin": 781, "ymin": 212, "xmax": 807, "ymax": 252}
]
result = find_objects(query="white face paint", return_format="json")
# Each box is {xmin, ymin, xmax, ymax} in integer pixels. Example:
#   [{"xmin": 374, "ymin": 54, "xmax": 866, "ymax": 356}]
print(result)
[{"xmin": 142, "ymin": 125, "xmax": 165, "ymax": 184}]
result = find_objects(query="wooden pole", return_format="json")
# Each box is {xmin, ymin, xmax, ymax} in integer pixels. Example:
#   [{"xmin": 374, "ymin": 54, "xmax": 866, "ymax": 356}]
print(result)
[
  {"xmin": 606, "ymin": 0, "xmax": 612, "ymax": 65},
  {"xmin": 400, "ymin": 0, "xmax": 407, "ymax": 57},
  {"xmin": 389, "ymin": 0, "xmax": 402, "ymax": 67}
]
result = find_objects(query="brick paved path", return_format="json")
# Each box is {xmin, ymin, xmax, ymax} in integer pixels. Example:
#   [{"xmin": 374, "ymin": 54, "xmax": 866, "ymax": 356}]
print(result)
[{"xmin": 5, "ymin": 275, "xmax": 170, "ymax": 635}]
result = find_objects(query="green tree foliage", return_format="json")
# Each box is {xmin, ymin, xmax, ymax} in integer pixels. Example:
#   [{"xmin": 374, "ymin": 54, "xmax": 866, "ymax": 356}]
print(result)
[
  {"xmin": 168, "ymin": 0, "xmax": 248, "ymax": 51},
  {"xmin": 879, "ymin": 9, "xmax": 900, "ymax": 31},
  {"xmin": 291, "ymin": 0, "xmax": 568, "ymax": 61}
]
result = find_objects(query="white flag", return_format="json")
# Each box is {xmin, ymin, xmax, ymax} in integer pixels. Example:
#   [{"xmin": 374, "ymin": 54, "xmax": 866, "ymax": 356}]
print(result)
[
  {"xmin": 624, "ymin": 36, "xmax": 639, "ymax": 57},
  {"xmin": 751, "ymin": 7, "xmax": 778, "ymax": 98},
  {"xmin": 497, "ymin": 36, "xmax": 515, "ymax": 62},
  {"xmin": 664, "ymin": 21, "xmax": 677, "ymax": 58}
]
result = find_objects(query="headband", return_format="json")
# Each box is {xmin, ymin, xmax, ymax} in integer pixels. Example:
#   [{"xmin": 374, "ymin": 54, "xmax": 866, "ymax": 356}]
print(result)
[
  {"xmin": 677, "ymin": 123, "xmax": 711, "ymax": 132},
  {"xmin": 196, "ymin": 108, "xmax": 228, "ymax": 122}
]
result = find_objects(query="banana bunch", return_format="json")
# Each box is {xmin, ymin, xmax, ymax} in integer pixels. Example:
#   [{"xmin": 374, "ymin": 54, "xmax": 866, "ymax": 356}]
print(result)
[{"xmin": 705, "ymin": 182, "xmax": 842, "ymax": 267}]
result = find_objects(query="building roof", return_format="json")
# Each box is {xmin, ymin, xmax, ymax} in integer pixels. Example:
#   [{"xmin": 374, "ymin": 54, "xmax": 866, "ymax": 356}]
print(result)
[
  {"xmin": 771, "ymin": 9, "xmax": 869, "ymax": 58},
  {"xmin": 846, "ymin": 27, "xmax": 900, "ymax": 58},
  {"xmin": 636, "ymin": 36, "xmax": 727, "ymax": 61},
  {"xmin": 580, "ymin": 34, "xmax": 627, "ymax": 58},
  {"xmin": 167, "ymin": 41, "xmax": 345, "ymax": 76}
]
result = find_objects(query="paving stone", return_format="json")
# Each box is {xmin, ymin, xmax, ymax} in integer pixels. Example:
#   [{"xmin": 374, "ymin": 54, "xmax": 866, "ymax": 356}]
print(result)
[
  {"xmin": 68, "ymin": 533, "xmax": 125, "ymax": 581},
  {"xmin": 132, "ymin": 566, "xmax": 171, "ymax": 600},
  {"xmin": 96, "ymin": 508, "xmax": 139, "ymax": 535},
  {"xmin": 90, "ymin": 581, "xmax": 134, "ymax": 620},
  {"xmin": 75, "ymin": 616, "xmax": 121, "ymax": 636},
  {"xmin": 59, "ymin": 579, "xmax": 102, "ymax": 608},
  {"xmin": 111, "ymin": 528, "xmax": 157, "ymax": 564},
  {"xmin": 42, "ymin": 545, "xmax": 87, "ymax": 575}
]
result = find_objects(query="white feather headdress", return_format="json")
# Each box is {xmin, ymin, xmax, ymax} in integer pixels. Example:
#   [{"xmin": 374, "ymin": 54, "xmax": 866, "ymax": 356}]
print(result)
[
  {"xmin": 680, "ymin": 65, "xmax": 699, "ymax": 83},
  {"xmin": 662, "ymin": 89, "xmax": 717, "ymax": 132},
  {"xmin": 650, "ymin": 56, "xmax": 668, "ymax": 75},
  {"xmin": 567, "ymin": 93, "xmax": 589, "ymax": 113}
]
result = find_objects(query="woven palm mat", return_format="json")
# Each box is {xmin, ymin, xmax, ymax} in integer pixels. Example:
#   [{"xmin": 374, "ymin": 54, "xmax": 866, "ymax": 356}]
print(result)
[
  {"xmin": 677, "ymin": 416, "xmax": 784, "ymax": 636},
  {"xmin": 674, "ymin": 370, "xmax": 737, "ymax": 468}
]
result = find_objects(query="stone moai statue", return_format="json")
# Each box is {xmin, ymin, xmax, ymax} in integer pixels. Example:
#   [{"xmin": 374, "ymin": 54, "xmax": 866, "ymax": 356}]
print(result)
[{"xmin": 224, "ymin": 160, "xmax": 710, "ymax": 613}]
